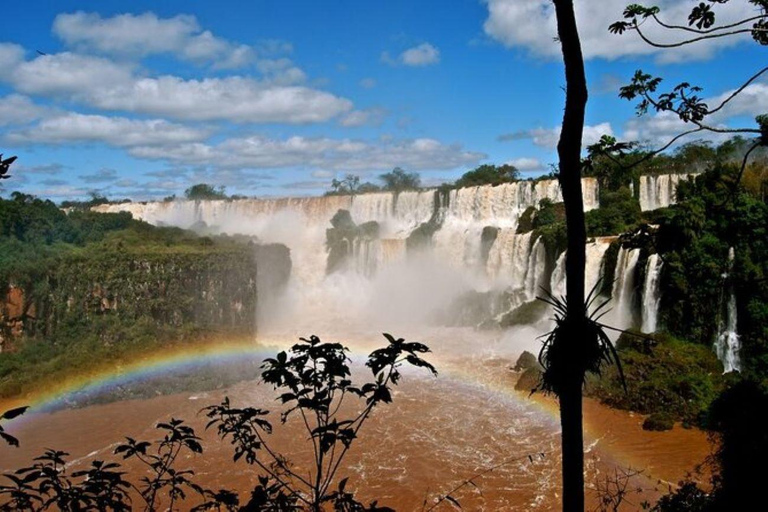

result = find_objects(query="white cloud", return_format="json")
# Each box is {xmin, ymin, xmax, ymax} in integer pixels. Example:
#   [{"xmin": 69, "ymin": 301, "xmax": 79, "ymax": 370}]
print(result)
[
  {"xmin": 483, "ymin": 0, "xmax": 755, "ymax": 62},
  {"xmin": 620, "ymin": 83, "xmax": 768, "ymax": 147},
  {"xmin": 0, "ymin": 51, "xmax": 353, "ymax": 124},
  {"xmin": 499, "ymin": 122, "xmax": 613, "ymax": 149},
  {"xmin": 128, "ymin": 135, "xmax": 486, "ymax": 172},
  {"xmin": 10, "ymin": 52, "xmax": 134, "ymax": 98},
  {"xmin": 507, "ymin": 157, "xmax": 544, "ymax": 171},
  {"xmin": 339, "ymin": 108, "xmax": 387, "ymax": 127},
  {"xmin": 400, "ymin": 43, "xmax": 440, "ymax": 66},
  {"xmin": 0, "ymin": 43, "xmax": 24, "ymax": 75},
  {"xmin": 8, "ymin": 112, "xmax": 209, "ymax": 147},
  {"xmin": 311, "ymin": 170, "xmax": 334, "ymax": 179},
  {"xmin": 0, "ymin": 94, "xmax": 50, "ymax": 126},
  {"xmin": 53, "ymin": 12, "xmax": 254, "ymax": 68}
]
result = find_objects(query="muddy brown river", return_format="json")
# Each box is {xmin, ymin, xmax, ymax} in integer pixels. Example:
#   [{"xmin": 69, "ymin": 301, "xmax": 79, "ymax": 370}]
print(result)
[{"xmin": 0, "ymin": 329, "xmax": 711, "ymax": 511}]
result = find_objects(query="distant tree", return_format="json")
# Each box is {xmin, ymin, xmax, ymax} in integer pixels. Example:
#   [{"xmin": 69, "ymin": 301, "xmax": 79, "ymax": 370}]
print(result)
[
  {"xmin": 379, "ymin": 167, "xmax": 421, "ymax": 192},
  {"xmin": 184, "ymin": 183, "xmax": 227, "ymax": 201},
  {"xmin": 329, "ymin": 174, "xmax": 361, "ymax": 195},
  {"xmin": 454, "ymin": 164, "xmax": 519, "ymax": 188},
  {"xmin": 357, "ymin": 181, "xmax": 382, "ymax": 194}
]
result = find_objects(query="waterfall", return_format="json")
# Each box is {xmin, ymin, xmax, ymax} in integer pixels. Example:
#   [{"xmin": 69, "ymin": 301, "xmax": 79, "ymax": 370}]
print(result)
[
  {"xmin": 638, "ymin": 173, "xmax": 699, "ymax": 211},
  {"xmin": 93, "ymin": 178, "xmax": 600, "ymax": 330},
  {"xmin": 715, "ymin": 247, "xmax": 741, "ymax": 373},
  {"xmin": 524, "ymin": 236, "xmax": 547, "ymax": 300},
  {"xmin": 548, "ymin": 238, "xmax": 611, "ymax": 304},
  {"xmin": 610, "ymin": 247, "xmax": 641, "ymax": 330},
  {"xmin": 641, "ymin": 254, "xmax": 663, "ymax": 333}
]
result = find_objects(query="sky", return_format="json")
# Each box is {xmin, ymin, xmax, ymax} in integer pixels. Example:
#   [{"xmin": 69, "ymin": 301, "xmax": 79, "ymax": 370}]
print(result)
[{"xmin": 0, "ymin": 0, "xmax": 764, "ymax": 201}]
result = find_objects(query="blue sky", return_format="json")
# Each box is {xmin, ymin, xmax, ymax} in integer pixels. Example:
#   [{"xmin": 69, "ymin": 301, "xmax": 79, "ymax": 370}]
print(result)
[{"xmin": 0, "ymin": 0, "xmax": 764, "ymax": 200}]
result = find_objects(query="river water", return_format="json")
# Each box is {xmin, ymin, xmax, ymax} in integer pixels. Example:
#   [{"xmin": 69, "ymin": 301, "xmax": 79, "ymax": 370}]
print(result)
[{"xmin": 1, "ymin": 328, "xmax": 710, "ymax": 511}]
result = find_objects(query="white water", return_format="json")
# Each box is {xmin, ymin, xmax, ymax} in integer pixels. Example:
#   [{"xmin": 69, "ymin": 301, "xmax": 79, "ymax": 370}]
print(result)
[
  {"xmin": 609, "ymin": 247, "xmax": 641, "ymax": 331},
  {"xmin": 641, "ymin": 254, "xmax": 663, "ymax": 333},
  {"xmin": 715, "ymin": 247, "xmax": 741, "ymax": 373},
  {"xmin": 95, "ymin": 178, "xmax": 644, "ymax": 336},
  {"xmin": 548, "ymin": 238, "xmax": 612, "ymax": 306},
  {"xmin": 638, "ymin": 173, "xmax": 699, "ymax": 211}
]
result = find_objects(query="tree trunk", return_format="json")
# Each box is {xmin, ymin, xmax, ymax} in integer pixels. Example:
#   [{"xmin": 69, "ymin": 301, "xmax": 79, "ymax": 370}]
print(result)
[{"xmin": 553, "ymin": 1, "xmax": 588, "ymax": 511}]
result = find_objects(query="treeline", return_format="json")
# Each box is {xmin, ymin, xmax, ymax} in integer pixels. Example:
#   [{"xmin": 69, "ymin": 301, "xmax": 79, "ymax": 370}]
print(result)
[{"xmin": 325, "ymin": 163, "xmax": 525, "ymax": 196}]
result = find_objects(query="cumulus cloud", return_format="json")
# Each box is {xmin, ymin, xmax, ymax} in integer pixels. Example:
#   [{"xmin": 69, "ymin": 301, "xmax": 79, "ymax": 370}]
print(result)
[
  {"xmin": 53, "ymin": 12, "xmax": 254, "ymax": 68},
  {"xmin": 383, "ymin": 43, "xmax": 441, "ymax": 67},
  {"xmin": 9, "ymin": 52, "xmax": 135, "ymax": 98},
  {"xmin": 506, "ymin": 157, "xmax": 544, "ymax": 172},
  {"xmin": 339, "ymin": 108, "xmax": 387, "ymax": 127},
  {"xmin": 8, "ymin": 113, "xmax": 210, "ymax": 147},
  {"xmin": 483, "ymin": 0, "xmax": 755, "ymax": 62},
  {"xmin": 0, "ymin": 51, "xmax": 353, "ymax": 124},
  {"xmin": 128, "ymin": 135, "xmax": 485, "ymax": 172},
  {"xmin": 400, "ymin": 43, "xmax": 440, "ymax": 66},
  {"xmin": 499, "ymin": 122, "xmax": 613, "ymax": 149},
  {"xmin": 0, "ymin": 94, "xmax": 51, "ymax": 126}
]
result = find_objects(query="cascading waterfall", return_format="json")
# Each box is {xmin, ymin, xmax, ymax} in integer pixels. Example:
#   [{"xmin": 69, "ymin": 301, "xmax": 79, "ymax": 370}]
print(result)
[
  {"xmin": 548, "ymin": 238, "xmax": 612, "ymax": 304},
  {"xmin": 610, "ymin": 247, "xmax": 641, "ymax": 330},
  {"xmin": 715, "ymin": 247, "xmax": 741, "ymax": 373},
  {"xmin": 638, "ymin": 173, "xmax": 699, "ymax": 211},
  {"xmin": 641, "ymin": 254, "xmax": 663, "ymax": 333},
  {"xmin": 95, "ymin": 178, "xmax": 610, "ymax": 329}
]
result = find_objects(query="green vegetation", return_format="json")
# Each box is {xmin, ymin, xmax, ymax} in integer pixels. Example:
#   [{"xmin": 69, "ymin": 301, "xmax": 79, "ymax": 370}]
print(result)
[
  {"xmin": 653, "ymin": 166, "xmax": 768, "ymax": 380},
  {"xmin": 379, "ymin": 167, "xmax": 421, "ymax": 192},
  {"xmin": 454, "ymin": 163, "xmax": 519, "ymax": 188},
  {"xmin": 0, "ymin": 193, "xmax": 260, "ymax": 399},
  {"xmin": 184, "ymin": 183, "xmax": 228, "ymax": 200},
  {"xmin": 584, "ymin": 187, "xmax": 640, "ymax": 237},
  {"xmin": 587, "ymin": 331, "xmax": 726, "ymax": 429}
]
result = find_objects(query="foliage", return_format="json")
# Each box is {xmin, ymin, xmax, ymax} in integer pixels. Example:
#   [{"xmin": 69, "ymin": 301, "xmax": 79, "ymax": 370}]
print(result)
[
  {"xmin": 379, "ymin": 167, "xmax": 421, "ymax": 192},
  {"xmin": 454, "ymin": 164, "xmax": 519, "ymax": 188},
  {"xmin": 328, "ymin": 174, "xmax": 363, "ymax": 196},
  {"xmin": 587, "ymin": 331, "xmax": 725, "ymax": 427},
  {"xmin": 184, "ymin": 184, "xmax": 228, "ymax": 201},
  {"xmin": 205, "ymin": 333, "xmax": 435, "ymax": 510},
  {"xmin": 653, "ymin": 167, "xmax": 768, "ymax": 378},
  {"xmin": 0, "ymin": 406, "xmax": 27, "ymax": 446},
  {"xmin": 537, "ymin": 289, "xmax": 624, "ymax": 396},
  {"xmin": 585, "ymin": 187, "xmax": 641, "ymax": 237}
]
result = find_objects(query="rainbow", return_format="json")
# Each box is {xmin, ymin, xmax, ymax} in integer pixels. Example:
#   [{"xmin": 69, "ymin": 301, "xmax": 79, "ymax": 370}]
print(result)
[{"xmin": 2, "ymin": 339, "xmax": 280, "ymax": 419}]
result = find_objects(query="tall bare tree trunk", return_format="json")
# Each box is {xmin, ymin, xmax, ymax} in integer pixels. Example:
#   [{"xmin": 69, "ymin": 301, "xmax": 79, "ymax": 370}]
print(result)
[{"xmin": 553, "ymin": 1, "xmax": 588, "ymax": 511}]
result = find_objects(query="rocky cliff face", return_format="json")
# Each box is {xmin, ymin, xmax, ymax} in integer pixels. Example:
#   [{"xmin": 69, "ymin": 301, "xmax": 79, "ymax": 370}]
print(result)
[{"xmin": 0, "ymin": 246, "xmax": 263, "ymax": 351}]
